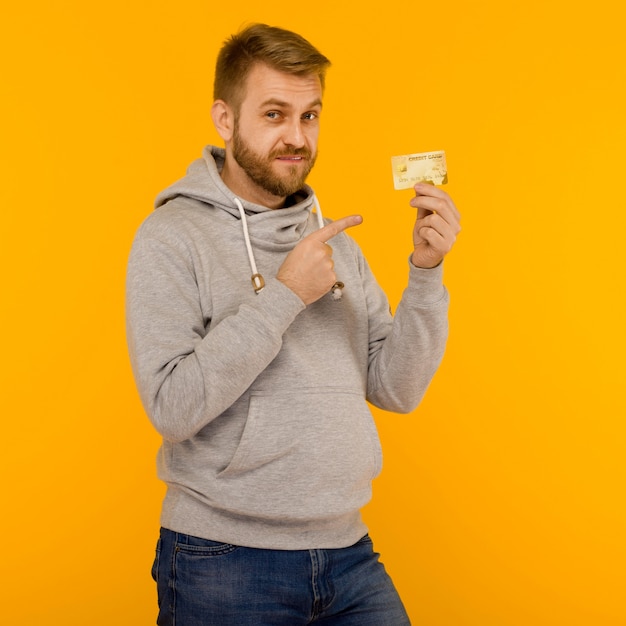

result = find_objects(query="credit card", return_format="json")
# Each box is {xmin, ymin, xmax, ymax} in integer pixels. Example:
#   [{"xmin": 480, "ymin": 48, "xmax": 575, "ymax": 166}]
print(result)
[{"xmin": 391, "ymin": 150, "xmax": 448, "ymax": 189}]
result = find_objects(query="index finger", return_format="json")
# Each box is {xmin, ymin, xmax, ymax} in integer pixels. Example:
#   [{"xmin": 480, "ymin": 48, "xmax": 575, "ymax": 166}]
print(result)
[{"xmin": 309, "ymin": 214, "xmax": 363, "ymax": 242}]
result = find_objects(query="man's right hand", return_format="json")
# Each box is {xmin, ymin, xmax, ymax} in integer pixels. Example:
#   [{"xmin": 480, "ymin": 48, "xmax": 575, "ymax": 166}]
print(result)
[{"xmin": 277, "ymin": 215, "xmax": 363, "ymax": 305}]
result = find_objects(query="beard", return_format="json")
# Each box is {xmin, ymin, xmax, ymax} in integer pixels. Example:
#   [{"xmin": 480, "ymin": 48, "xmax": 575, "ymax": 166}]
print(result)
[{"xmin": 232, "ymin": 122, "xmax": 316, "ymax": 198}]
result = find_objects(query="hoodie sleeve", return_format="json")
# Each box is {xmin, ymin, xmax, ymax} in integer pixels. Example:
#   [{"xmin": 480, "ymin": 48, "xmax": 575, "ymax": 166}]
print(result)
[
  {"xmin": 360, "ymin": 249, "xmax": 449, "ymax": 413},
  {"xmin": 126, "ymin": 229, "xmax": 305, "ymax": 443}
]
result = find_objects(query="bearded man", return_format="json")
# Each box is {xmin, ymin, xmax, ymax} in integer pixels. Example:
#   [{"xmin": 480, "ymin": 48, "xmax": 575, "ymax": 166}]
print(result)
[{"xmin": 126, "ymin": 23, "xmax": 460, "ymax": 625}]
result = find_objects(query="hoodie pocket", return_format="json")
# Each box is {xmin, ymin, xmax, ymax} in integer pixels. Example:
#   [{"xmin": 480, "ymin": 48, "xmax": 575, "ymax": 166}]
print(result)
[{"xmin": 217, "ymin": 388, "xmax": 382, "ymax": 486}]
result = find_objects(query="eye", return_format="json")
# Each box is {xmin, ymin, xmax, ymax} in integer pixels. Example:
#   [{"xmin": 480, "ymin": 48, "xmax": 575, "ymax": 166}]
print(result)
[
  {"xmin": 265, "ymin": 111, "xmax": 281, "ymax": 120},
  {"xmin": 302, "ymin": 112, "xmax": 318, "ymax": 121}
]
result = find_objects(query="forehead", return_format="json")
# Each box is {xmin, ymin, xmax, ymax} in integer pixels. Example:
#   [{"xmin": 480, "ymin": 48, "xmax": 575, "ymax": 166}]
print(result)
[{"xmin": 240, "ymin": 63, "xmax": 323, "ymax": 110}]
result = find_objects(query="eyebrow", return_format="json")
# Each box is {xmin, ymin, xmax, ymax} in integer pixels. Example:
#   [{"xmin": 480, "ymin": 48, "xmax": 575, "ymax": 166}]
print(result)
[{"xmin": 258, "ymin": 98, "xmax": 323, "ymax": 110}]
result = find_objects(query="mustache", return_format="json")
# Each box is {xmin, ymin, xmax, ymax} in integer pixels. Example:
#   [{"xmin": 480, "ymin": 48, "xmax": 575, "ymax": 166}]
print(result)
[{"xmin": 270, "ymin": 147, "xmax": 313, "ymax": 159}]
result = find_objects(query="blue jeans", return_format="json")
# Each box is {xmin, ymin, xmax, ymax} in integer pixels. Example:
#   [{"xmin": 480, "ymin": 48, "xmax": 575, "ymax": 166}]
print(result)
[{"xmin": 153, "ymin": 528, "xmax": 411, "ymax": 625}]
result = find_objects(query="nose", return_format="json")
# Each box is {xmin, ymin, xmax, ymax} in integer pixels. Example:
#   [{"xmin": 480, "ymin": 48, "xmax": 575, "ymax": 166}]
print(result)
[{"xmin": 283, "ymin": 118, "xmax": 305, "ymax": 149}]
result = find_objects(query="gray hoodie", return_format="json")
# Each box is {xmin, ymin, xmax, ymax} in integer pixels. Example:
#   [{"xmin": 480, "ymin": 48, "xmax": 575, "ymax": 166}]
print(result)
[{"xmin": 126, "ymin": 145, "xmax": 449, "ymax": 549}]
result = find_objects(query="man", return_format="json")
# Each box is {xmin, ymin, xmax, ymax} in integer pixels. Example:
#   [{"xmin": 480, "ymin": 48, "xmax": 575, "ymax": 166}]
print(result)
[{"xmin": 126, "ymin": 23, "xmax": 460, "ymax": 625}]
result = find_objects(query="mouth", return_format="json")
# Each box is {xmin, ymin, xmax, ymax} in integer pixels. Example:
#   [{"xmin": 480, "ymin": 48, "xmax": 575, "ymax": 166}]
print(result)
[{"xmin": 275, "ymin": 156, "xmax": 305, "ymax": 161}]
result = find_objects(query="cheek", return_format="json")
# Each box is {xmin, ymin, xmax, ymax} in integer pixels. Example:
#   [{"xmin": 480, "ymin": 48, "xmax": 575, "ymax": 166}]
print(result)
[
  {"xmin": 306, "ymin": 127, "xmax": 320, "ymax": 150},
  {"xmin": 235, "ymin": 116, "xmax": 271, "ymax": 147},
  {"xmin": 254, "ymin": 128, "xmax": 283, "ymax": 152}
]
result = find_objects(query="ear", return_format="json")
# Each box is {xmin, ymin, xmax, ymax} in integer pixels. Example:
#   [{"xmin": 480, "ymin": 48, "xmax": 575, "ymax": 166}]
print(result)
[{"xmin": 211, "ymin": 100, "xmax": 235, "ymax": 142}]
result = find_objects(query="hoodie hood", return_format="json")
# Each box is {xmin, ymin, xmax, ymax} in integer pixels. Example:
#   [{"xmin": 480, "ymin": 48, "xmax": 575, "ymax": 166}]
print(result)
[
  {"xmin": 154, "ymin": 145, "xmax": 324, "ymax": 294},
  {"xmin": 155, "ymin": 146, "xmax": 317, "ymax": 247}
]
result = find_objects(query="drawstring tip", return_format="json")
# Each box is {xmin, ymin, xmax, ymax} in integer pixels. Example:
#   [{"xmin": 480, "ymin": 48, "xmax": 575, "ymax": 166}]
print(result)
[
  {"xmin": 331, "ymin": 281, "xmax": 344, "ymax": 300},
  {"xmin": 251, "ymin": 273, "xmax": 265, "ymax": 293}
]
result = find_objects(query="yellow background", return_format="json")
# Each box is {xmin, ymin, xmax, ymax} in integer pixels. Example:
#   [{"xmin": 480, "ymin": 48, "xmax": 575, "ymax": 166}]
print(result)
[{"xmin": 2, "ymin": 1, "xmax": 624, "ymax": 624}]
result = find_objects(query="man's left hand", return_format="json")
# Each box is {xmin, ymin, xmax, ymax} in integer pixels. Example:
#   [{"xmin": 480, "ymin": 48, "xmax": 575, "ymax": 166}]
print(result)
[{"xmin": 409, "ymin": 183, "xmax": 461, "ymax": 269}]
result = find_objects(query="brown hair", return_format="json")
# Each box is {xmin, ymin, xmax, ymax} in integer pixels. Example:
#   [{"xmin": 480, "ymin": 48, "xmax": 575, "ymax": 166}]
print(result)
[{"xmin": 214, "ymin": 24, "xmax": 331, "ymax": 111}]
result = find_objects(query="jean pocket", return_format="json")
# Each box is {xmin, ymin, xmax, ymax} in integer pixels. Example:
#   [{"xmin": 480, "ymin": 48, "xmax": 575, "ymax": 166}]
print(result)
[{"xmin": 174, "ymin": 538, "xmax": 239, "ymax": 558}]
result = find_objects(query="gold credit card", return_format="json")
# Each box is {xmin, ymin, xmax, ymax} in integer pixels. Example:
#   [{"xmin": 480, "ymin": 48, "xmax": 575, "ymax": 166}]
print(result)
[{"xmin": 391, "ymin": 150, "xmax": 448, "ymax": 189}]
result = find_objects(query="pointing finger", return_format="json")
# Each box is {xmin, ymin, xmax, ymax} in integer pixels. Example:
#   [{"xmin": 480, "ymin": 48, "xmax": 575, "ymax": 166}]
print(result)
[{"xmin": 309, "ymin": 215, "xmax": 363, "ymax": 243}]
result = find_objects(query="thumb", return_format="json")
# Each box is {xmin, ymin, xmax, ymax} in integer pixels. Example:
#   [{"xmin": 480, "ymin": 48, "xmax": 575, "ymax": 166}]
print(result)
[{"xmin": 309, "ymin": 214, "xmax": 363, "ymax": 242}]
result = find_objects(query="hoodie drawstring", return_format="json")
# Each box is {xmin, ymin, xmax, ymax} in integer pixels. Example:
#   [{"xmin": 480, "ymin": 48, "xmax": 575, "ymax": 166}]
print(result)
[
  {"xmin": 234, "ymin": 197, "xmax": 265, "ymax": 293},
  {"xmin": 233, "ymin": 195, "xmax": 342, "ymax": 299}
]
